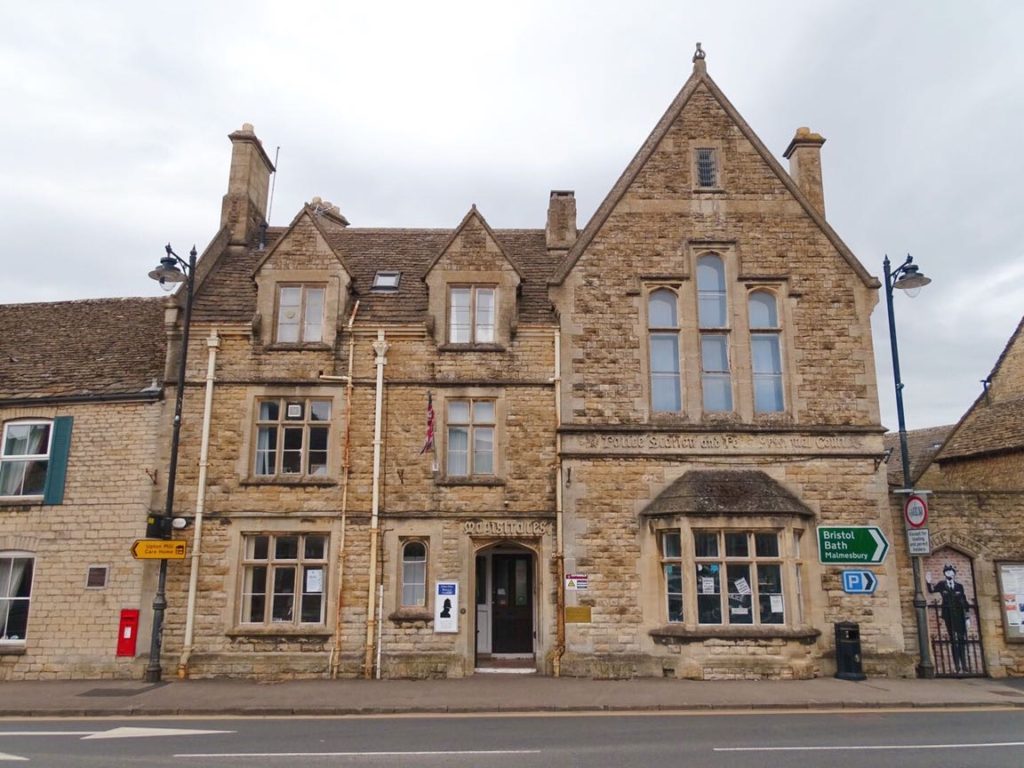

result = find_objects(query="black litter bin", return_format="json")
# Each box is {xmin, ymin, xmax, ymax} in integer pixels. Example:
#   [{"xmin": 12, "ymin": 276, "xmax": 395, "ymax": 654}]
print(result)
[{"xmin": 834, "ymin": 621, "xmax": 866, "ymax": 680}]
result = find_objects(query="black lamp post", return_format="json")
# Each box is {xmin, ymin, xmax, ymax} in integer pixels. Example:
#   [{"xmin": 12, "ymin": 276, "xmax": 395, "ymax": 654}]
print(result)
[
  {"xmin": 883, "ymin": 253, "xmax": 934, "ymax": 679},
  {"xmin": 144, "ymin": 243, "xmax": 197, "ymax": 683}
]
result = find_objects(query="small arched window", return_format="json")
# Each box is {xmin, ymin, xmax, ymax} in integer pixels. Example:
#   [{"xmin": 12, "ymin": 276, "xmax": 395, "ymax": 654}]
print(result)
[
  {"xmin": 401, "ymin": 541, "xmax": 428, "ymax": 607},
  {"xmin": 749, "ymin": 290, "xmax": 784, "ymax": 413},
  {"xmin": 696, "ymin": 255, "xmax": 732, "ymax": 412},
  {"xmin": 648, "ymin": 289, "xmax": 681, "ymax": 412}
]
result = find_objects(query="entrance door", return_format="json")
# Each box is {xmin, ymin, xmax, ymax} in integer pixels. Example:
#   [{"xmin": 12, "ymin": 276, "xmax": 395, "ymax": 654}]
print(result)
[{"xmin": 491, "ymin": 554, "xmax": 533, "ymax": 653}]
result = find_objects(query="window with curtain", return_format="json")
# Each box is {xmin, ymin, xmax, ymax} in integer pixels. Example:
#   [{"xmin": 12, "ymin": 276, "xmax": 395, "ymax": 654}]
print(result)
[
  {"xmin": 0, "ymin": 554, "xmax": 34, "ymax": 644},
  {"xmin": 696, "ymin": 255, "xmax": 732, "ymax": 412},
  {"xmin": 401, "ymin": 541, "xmax": 428, "ymax": 607},
  {"xmin": 254, "ymin": 398, "xmax": 331, "ymax": 478},
  {"xmin": 446, "ymin": 399, "xmax": 495, "ymax": 477},
  {"xmin": 749, "ymin": 290, "xmax": 785, "ymax": 413},
  {"xmin": 648, "ymin": 289, "xmax": 682, "ymax": 413},
  {"xmin": 239, "ymin": 533, "xmax": 327, "ymax": 626},
  {"xmin": 0, "ymin": 421, "xmax": 51, "ymax": 498}
]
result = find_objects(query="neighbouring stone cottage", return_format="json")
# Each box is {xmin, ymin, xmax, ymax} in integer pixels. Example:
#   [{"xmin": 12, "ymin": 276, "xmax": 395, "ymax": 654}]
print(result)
[{"xmin": 2, "ymin": 47, "xmax": 919, "ymax": 680}]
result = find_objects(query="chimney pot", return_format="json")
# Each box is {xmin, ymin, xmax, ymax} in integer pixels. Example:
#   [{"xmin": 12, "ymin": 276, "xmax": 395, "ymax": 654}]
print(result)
[{"xmin": 546, "ymin": 190, "xmax": 577, "ymax": 252}]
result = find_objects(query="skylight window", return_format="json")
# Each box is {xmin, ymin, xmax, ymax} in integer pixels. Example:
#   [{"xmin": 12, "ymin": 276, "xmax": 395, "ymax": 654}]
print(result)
[{"xmin": 372, "ymin": 271, "xmax": 401, "ymax": 292}]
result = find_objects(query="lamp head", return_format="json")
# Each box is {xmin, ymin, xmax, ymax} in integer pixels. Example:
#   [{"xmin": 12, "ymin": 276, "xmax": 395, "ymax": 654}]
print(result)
[
  {"xmin": 148, "ymin": 253, "xmax": 185, "ymax": 292},
  {"xmin": 893, "ymin": 263, "xmax": 931, "ymax": 292}
]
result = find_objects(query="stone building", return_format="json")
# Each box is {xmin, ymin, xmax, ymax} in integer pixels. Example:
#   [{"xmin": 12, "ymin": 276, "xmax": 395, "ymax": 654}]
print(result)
[
  {"xmin": 2, "ymin": 47, "xmax": 917, "ymax": 680},
  {"xmin": 0, "ymin": 298, "xmax": 165, "ymax": 679},
  {"xmin": 146, "ymin": 48, "xmax": 909, "ymax": 681},
  {"xmin": 887, "ymin": 316, "xmax": 1024, "ymax": 678}
]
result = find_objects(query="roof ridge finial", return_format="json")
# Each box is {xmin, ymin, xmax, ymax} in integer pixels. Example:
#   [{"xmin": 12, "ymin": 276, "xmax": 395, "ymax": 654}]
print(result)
[{"xmin": 692, "ymin": 42, "xmax": 707, "ymax": 73}]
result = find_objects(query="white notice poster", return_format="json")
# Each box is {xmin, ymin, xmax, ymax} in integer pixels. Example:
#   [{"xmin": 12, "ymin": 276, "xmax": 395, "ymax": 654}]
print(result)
[
  {"xmin": 434, "ymin": 581, "xmax": 459, "ymax": 634},
  {"xmin": 734, "ymin": 577, "xmax": 752, "ymax": 596},
  {"xmin": 770, "ymin": 595, "xmax": 784, "ymax": 614},
  {"xmin": 305, "ymin": 568, "xmax": 323, "ymax": 594}
]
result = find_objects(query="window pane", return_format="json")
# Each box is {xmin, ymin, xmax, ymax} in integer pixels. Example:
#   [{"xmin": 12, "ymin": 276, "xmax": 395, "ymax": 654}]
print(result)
[
  {"xmin": 3, "ymin": 424, "xmax": 50, "ymax": 457},
  {"xmin": 696, "ymin": 147, "xmax": 717, "ymax": 187},
  {"xmin": 749, "ymin": 291, "xmax": 778, "ymax": 328},
  {"xmin": 450, "ymin": 288, "xmax": 471, "ymax": 343},
  {"xmin": 301, "ymin": 592, "xmax": 323, "ymax": 623},
  {"xmin": 475, "ymin": 288, "xmax": 495, "ymax": 343},
  {"xmin": 725, "ymin": 533, "xmax": 748, "ymax": 557},
  {"xmin": 272, "ymin": 566, "xmax": 296, "ymax": 622},
  {"xmin": 447, "ymin": 401, "xmax": 470, "ymax": 423},
  {"xmin": 697, "ymin": 255, "xmax": 727, "ymax": 327},
  {"xmin": 754, "ymin": 376, "xmax": 784, "ymax": 414},
  {"xmin": 694, "ymin": 532, "xmax": 718, "ymax": 558},
  {"xmin": 755, "ymin": 533, "xmax": 779, "ymax": 558},
  {"xmin": 242, "ymin": 565, "xmax": 267, "ymax": 623},
  {"xmin": 305, "ymin": 535, "xmax": 326, "ymax": 560},
  {"xmin": 665, "ymin": 564, "xmax": 683, "ymax": 622},
  {"xmin": 275, "ymin": 536, "xmax": 299, "ymax": 560},
  {"xmin": 727, "ymin": 564, "xmax": 753, "ymax": 624},
  {"xmin": 277, "ymin": 287, "xmax": 301, "ymax": 343},
  {"xmin": 249, "ymin": 535, "xmax": 269, "ymax": 560},
  {"xmin": 758, "ymin": 564, "xmax": 784, "ymax": 624},
  {"xmin": 473, "ymin": 401, "xmax": 495, "ymax": 423},
  {"xmin": 254, "ymin": 426, "xmax": 277, "ymax": 475},
  {"xmin": 309, "ymin": 401, "xmax": 331, "ymax": 421},
  {"xmin": 473, "ymin": 427, "xmax": 494, "ymax": 475},
  {"xmin": 307, "ymin": 426, "xmax": 328, "ymax": 476},
  {"xmin": 303, "ymin": 287, "xmax": 325, "ymax": 342},
  {"xmin": 662, "ymin": 532, "xmax": 681, "ymax": 559},
  {"xmin": 696, "ymin": 564, "xmax": 721, "ymax": 624},
  {"xmin": 0, "ymin": 557, "xmax": 33, "ymax": 641},
  {"xmin": 650, "ymin": 335, "xmax": 680, "ymax": 374},
  {"xmin": 402, "ymin": 543, "xmax": 427, "ymax": 607},
  {"xmin": 702, "ymin": 374, "xmax": 733, "ymax": 412},
  {"xmin": 648, "ymin": 290, "xmax": 677, "ymax": 328},
  {"xmin": 751, "ymin": 335, "xmax": 781, "ymax": 374},
  {"xmin": 21, "ymin": 461, "xmax": 47, "ymax": 496},
  {"xmin": 650, "ymin": 334, "xmax": 681, "ymax": 412},
  {"xmin": 259, "ymin": 401, "xmax": 280, "ymax": 421},
  {"xmin": 0, "ymin": 462, "xmax": 26, "ymax": 496},
  {"xmin": 447, "ymin": 427, "xmax": 469, "ymax": 476},
  {"xmin": 282, "ymin": 427, "xmax": 303, "ymax": 473}
]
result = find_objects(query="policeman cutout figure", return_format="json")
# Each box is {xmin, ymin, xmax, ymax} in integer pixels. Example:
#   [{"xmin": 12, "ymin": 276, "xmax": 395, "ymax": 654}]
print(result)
[{"xmin": 926, "ymin": 564, "xmax": 971, "ymax": 673}]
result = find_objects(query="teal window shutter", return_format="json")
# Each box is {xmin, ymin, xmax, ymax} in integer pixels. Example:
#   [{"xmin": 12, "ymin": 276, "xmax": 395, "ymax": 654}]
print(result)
[{"xmin": 42, "ymin": 416, "xmax": 73, "ymax": 505}]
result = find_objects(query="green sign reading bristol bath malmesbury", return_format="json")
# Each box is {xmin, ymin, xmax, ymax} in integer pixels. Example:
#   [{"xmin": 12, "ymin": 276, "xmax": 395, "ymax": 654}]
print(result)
[{"xmin": 817, "ymin": 526, "xmax": 890, "ymax": 565}]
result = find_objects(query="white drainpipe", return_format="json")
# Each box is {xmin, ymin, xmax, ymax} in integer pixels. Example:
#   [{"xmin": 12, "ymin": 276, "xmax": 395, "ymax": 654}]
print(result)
[
  {"xmin": 363, "ymin": 330, "xmax": 388, "ymax": 678},
  {"xmin": 177, "ymin": 330, "xmax": 220, "ymax": 678}
]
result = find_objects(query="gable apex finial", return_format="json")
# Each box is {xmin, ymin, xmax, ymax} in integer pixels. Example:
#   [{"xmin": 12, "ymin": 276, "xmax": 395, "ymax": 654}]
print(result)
[{"xmin": 692, "ymin": 42, "xmax": 706, "ymax": 73}]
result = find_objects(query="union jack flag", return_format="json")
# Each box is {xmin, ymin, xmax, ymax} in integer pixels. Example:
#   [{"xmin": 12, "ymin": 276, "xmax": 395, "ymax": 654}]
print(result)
[{"xmin": 420, "ymin": 391, "xmax": 435, "ymax": 455}]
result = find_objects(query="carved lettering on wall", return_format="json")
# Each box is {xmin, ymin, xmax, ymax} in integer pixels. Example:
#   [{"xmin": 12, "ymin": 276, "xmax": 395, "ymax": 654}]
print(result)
[
  {"xmin": 463, "ymin": 520, "xmax": 551, "ymax": 537},
  {"xmin": 564, "ymin": 432, "xmax": 867, "ymax": 455}
]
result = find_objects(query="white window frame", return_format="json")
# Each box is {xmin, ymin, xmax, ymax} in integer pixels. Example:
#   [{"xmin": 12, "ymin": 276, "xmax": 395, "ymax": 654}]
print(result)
[
  {"xmin": 648, "ymin": 288, "xmax": 682, "ymax": 413},
  {"xmin": 749, "ymin": 289, "xmax": 785, "ymax": 413},
  {"xmin": 0, "ymin": 420, "xmax": 52, "ymax": 499},
  {"xmin": 448, "ymin": 285, "xmax": 496, "ymax": 344},
  {"xmin": 253, "ymin": 398, "xmax": 332, "ymax": 479},
  {"xmin": 696, "ymin": 254, "xmax": 732, "ymax": 413},
  {"xmin": 693, "ymin": 530, "xmax": 785, "ymax": 626},
  {"xmin": 275, "ymin": 283, "xmax": 326, "ymax": 344},
  {"xmin": 0, "ymin": 552, "xmax": 34, "ymax": 645},
  {"xmin": 445, "ymin": 398, "xmax": 496, "ymax": 477},
  {"xmin": 401, "ymin": 540, "xmax": 428, "ymax": 608},
  {"xmin": 660, "ymin": 532, "xmax": 684, "ymax": 622},
  {"xmin": 239, "ymin": 533, "xmax": 328, "ymax": 627}
]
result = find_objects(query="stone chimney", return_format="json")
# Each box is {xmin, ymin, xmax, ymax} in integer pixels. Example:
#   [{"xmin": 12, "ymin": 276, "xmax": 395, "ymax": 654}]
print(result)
[
  {"xmin": 546, "ymin": 190, "xmax": 577, "ymax": 251},
  {"xmin": 783, "ymin": 127, "xmax": 826, "ymax": 216},
  {"xmin": 221, "ymin": 123, "xmax": 276, "ymax": 245}
]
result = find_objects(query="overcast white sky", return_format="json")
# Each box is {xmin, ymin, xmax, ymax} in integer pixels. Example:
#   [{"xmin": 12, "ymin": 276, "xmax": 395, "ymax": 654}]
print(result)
[{"xmin": 2, "ymin": 1, "xmax": 1022, "ymax": 431}]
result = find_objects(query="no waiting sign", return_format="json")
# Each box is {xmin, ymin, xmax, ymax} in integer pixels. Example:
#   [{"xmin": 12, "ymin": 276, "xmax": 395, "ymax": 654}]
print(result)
[{"xmin": 904, "ymin": 495, "xmax": 928, "ymax": 528}]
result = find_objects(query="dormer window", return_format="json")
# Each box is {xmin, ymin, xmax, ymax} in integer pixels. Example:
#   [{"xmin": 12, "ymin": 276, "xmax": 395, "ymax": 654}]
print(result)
[
  {"xmin": 372, "ymin": 271, "xmax": 401, "ymax": 292},
  {"xmin": 275, "ymin": 284, "xmax": 325, "ymax": 344},
  {"xmin": 449, "ymin": 286, "xmax": 495, "ymax": 344}
]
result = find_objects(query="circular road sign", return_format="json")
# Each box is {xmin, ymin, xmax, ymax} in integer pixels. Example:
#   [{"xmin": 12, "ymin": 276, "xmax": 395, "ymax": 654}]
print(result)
[{"xmin": 904, "ymin": 494, "xmax": 928, "ymax": 528}]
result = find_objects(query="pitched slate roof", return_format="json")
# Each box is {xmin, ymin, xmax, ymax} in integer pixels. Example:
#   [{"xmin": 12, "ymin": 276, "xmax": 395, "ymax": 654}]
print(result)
[
  {"xmin": 640, "ymin": 470, "xmax": 814, "ymax": 517},
  {"xmin": 191, "ymin": 214, "xmax": 560, "ymax": 325},
  {"xmin": 883, "ymin": 425, "xmax": 956, "ymax": 487},
  {"xmin": 0, "ymin": 297, "xmax": 166, "ymax": 401}
]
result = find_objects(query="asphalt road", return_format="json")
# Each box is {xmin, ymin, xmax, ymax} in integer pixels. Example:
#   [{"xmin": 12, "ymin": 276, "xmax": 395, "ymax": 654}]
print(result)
[{"xmin": 2, "ymin": 709, "xmax": 1024, "ymax": 767}]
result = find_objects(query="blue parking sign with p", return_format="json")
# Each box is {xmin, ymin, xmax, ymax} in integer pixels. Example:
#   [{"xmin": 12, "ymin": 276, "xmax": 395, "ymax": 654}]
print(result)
[{"xmin": 842, "ymin": 570, "xmax": 877, "ymax": 595}]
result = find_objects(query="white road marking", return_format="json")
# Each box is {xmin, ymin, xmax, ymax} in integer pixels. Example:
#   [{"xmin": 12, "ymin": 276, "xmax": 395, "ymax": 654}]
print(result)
[
  {"xmin": 716, "ymin": 741, "xmax": 1024, "ymax": 752},
  {"xmin": 0, "ymin": 753, "xmax": 27, "ymax": 762},
  {"xmin": 176, "ymin": 750, "xmax": 541, "ymax": 759},
  {"xmin": 81, "ymin": 727, "xmax": 234, "ymax": 740},
  {"xmin": 0, "ymin": 733, "xmax": 94, "ymax": 737}
]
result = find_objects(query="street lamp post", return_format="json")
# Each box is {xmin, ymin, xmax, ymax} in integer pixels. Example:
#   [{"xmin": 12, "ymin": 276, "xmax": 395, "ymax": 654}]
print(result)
[
  {"xmin": 883, "ymin": 253, "xmax": 935, "ymax": 679},
  {"xmin": 145, "ymin": 243, "xmax": 197, "ymax": 683}
]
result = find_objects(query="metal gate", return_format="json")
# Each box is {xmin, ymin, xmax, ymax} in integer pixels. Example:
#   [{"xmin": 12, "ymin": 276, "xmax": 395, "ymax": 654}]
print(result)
[{"xmin": 929, "ymin": 602, "xmax": 985, "ymax": 677}]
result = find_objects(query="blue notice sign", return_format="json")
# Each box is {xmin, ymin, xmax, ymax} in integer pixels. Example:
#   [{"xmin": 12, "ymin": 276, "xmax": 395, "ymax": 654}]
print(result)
[
  {"xmin": 841, "ymin": 570, "xmax": 878, "ymax": 595},
  {"xmin": 437, "ymin": 583, "xmax": 456, "ymax": 596}
]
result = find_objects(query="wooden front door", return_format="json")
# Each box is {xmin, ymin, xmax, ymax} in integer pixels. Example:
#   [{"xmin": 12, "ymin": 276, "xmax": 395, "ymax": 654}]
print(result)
[{"xmin": 491, "ymin": 554, "xmax": 533, "ymax": 653}]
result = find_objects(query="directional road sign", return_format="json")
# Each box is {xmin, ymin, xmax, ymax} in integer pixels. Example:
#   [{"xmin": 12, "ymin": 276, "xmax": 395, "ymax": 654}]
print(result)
[
  {"xmin": 841, "ymin": 570, "xmax": 878, "ymax": 594},
  {"xmin": 817, "ymin": 526, "xmax": 889, "ymax": 565},
  {"xmin": 131, "ymin": 539, "xmax": 187, "ymax": 560}
]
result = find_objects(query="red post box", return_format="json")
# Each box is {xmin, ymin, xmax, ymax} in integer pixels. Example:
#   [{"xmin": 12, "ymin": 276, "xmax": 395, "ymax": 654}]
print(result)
[{"xmin": 116, "ymin": 609, "xmax": 140, "ymax": 657}]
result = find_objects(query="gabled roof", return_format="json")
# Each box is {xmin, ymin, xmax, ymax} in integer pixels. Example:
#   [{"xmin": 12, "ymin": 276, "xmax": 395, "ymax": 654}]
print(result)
[
  {"xmin": 549, "ymin": 54, "xmax": 879, "ymax": 289},
  {"xmin": 422, "ymin": 205, "xmax": 525, "ymax": 280},
  {"xmin": 0, "ymin": 297, "xmax": 166, "ymax": 402},
  {"xmin": 640, "ymin": 470, "xmax": 814, "ymax": 517},
  {"xmin": 883, "ymin": 425, "xmax": 956, "ymax": 487},
  {"xmin": 251, "ymin": 205, "xmax": 354, "ymax": 279},
  {"xmin": 935, "ymin": 315, "xmax": 1024, "ymax": 462}
]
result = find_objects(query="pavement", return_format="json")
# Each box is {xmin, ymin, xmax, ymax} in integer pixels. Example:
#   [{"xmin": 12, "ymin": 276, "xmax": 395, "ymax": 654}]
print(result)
[{"xmin": 1, "ymin": 674, "xmax": 1023, "ymax": 717}]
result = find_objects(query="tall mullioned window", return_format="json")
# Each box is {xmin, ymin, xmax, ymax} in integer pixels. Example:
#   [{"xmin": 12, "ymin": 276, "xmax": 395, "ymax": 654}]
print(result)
[
  {"xmin": 275, "ymin": 284, "xmax": 325, "ymax": 344},
  {"xmin": 446, "ymin": 399, "xmax": 495, "ymax": 477},
  {"xmin": 449, "ymin": 286, "xmax": 496, "ymax": 344},
  {"xmin": 749, "ymin": 290, "xmax": 784, "ymax": 413},
  {"xmin": 648, "ymin": 289, "xmax": 682, "ymax": 412},
  {"xmin": 254, "ymin": 398, "xmax": 331, "ymax": 478},
  {"xmin": 696, "ymin": 254, "xmax": 732, "ymax": 412},
  {"xmin": 240, "ymin": 533, "xmax": 327, "ymax": 626}
]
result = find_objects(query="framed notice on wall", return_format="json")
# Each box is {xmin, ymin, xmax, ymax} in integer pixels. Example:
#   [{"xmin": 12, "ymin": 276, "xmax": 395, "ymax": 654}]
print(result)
[
  {"xmin": 434, "ymin": 581, "xmax": 459, "ymax": 634},
  {"xmin": 997, "ymin": 562, "xmax": 1024, "ymax": 642}
]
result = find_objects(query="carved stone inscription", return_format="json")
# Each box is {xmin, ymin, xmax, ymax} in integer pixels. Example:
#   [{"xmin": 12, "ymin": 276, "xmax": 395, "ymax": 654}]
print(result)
[
  {"xmin": 564, "ymin": 431, "xmax": 868, "ymax": 455},
  {"xmin": 463, "ymin": 520, "xmax": 551, "ymax": 537}
]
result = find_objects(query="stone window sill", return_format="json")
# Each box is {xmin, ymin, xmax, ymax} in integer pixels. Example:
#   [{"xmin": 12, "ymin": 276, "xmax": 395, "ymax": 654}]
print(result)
[
  {"xmin": 389, "ymin": 609, "xmax": 433, "ymax": 623},
  {"xmin": 265, "ymin": 343, "xmax": 332, "ymax": 352},
  {"xmin": 226, "ymin": 626, "xmax": 332, "ymax": 639},
  {"xmin": 650, "ymin": 625, "xmax": 820, "ymax": 644},
  {"xmin": 240, "ymin": 477, "xmax": 337, "ymax": 488},
  {"xmin": 438, "ymin": 343, "xmax": 507, "ymax": 353},
  {"xmin": 434, "ymin": 476, "xmax": 505, "ymax": 487},
  {"xmin": 0, "ymin": 497, "xmax": 42, "ymax": 508},
  {"xmin": 0, "ymin": 645, "xmax": 27, "ymax": 656},
  {"xmin": 693, "ymin": 188, "xmax": 726, "ymax": 195}
]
